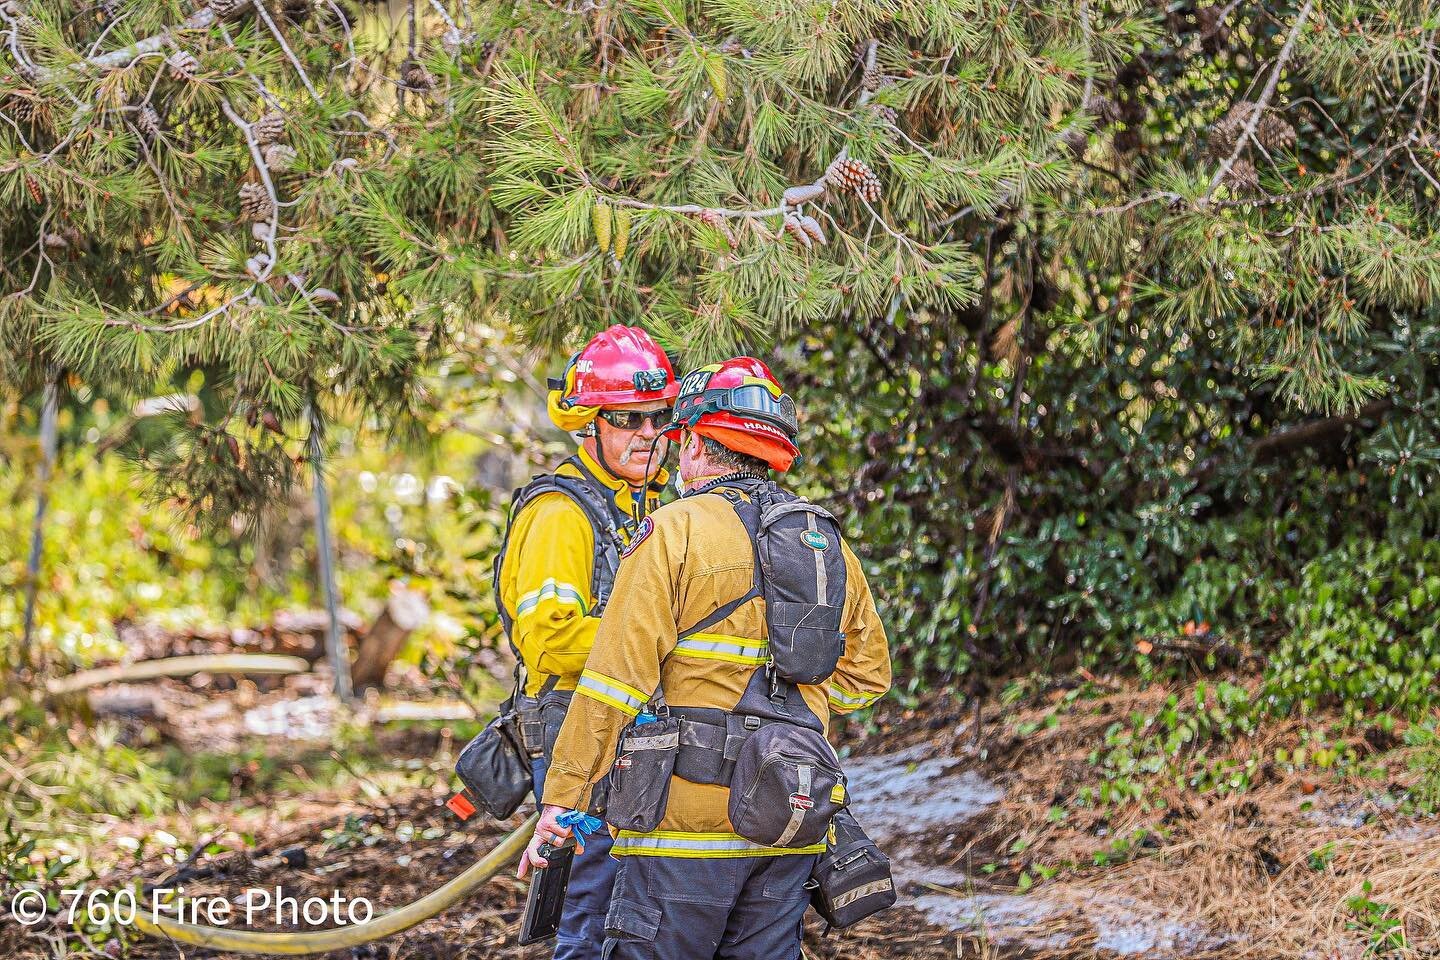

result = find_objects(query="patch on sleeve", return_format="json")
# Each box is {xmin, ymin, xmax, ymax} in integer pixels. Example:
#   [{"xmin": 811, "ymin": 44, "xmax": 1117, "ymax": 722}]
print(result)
[{"xmin": 622, "ymin": 515, "xmax": 654, "ymax": 557}]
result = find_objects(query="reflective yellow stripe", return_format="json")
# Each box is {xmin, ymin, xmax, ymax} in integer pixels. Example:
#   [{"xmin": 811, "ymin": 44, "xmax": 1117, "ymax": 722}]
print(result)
[
  {"xmin": 827, "ymin": 683, "xmax": 881, "ymax": 710},
  {"xmin": 576, "ymin": 670, "xmax": 645, "ymax": 717},
  {"xmin": 574, "ymin": 684, "xmax": 641, "ymax": 717},
  {"xmin": 582, "ymin": 669, "xmax": 648, "ymax": 705},
  {"xmin": 515, "ymin": 579, "xmax": 589, "ymax": 619},
  {"xmin": 673, "ymin": 633, "xmax": 769, "ymax": 665},
  {"xmin": 613, "ymin": 830, "xmax": 826, "ymax": 858}
]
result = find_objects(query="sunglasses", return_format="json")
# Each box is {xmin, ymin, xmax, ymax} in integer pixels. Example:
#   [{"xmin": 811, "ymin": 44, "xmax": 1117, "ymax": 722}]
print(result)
[{"xmin": 596, "ymin": 408, "xmax": 673, "ymax": 431}]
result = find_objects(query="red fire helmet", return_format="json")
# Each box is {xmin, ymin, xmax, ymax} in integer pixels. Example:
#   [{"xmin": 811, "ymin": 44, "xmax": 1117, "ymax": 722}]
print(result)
[
  {"xmin": 550, "ymin": 325, "xmax": 680, "ymax": 409},
  {"xmin": 663, "ymin": 357, "xmax": 800, "ymax": 472}
]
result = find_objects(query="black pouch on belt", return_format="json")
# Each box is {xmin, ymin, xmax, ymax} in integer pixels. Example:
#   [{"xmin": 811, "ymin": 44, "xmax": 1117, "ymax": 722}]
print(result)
[
  {"xmin": 453, "ymin": 702, "xmax": 534, "ymax": 820},
  {"xmin": 807, "ymin": 809, "xmax": 896, "ymax": 928},
  {"xmin": 728, "ymin": 722, "xmax": 846, "ymax": 848},
  {"xmin": 605, "ymin": 717, "xmax": 680, "ymax": 833}
]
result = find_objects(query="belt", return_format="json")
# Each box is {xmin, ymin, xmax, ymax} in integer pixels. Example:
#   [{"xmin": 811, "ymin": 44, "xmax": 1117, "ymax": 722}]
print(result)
[
  {"xmin": 516, "ymin": 686, "xmax": 574, "ymax": 758},
  {"xmin": 668, "ymin": 707, "xmax": 767, "ymax": 786}
]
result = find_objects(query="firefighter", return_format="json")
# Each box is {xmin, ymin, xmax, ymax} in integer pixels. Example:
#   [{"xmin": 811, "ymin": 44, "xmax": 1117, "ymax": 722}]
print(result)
[
  {"xmin": 521, "ymin": 357, "xmax": 892, "ymax": 960},
  {"xmin": 494, "ymin": 324, "xmax": 678, "ymax": 960}
]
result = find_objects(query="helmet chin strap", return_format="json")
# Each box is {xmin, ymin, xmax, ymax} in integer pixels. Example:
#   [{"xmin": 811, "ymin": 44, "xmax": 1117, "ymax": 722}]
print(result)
[{"xmin": 633, "ymin": 431, "xmax": 673, "ymax": 526}]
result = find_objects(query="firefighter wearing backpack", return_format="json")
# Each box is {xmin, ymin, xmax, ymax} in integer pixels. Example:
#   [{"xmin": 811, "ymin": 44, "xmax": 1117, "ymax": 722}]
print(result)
[
  {"xmin": 494, "ymin": 324, "xmax": 679, "ymax": 960},
  {"xmin": 520, "ymin": 357, "xmax": 891, "ymax": 960}
]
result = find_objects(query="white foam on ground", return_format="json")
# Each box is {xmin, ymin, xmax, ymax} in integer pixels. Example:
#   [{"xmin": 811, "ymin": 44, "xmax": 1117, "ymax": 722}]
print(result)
[{"xmin": 845, "ymin": 741, "xmax": 1216, "ymax": 956}]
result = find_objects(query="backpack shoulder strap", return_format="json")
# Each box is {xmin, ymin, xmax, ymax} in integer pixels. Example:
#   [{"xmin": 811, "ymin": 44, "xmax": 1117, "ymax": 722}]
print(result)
[
  {"xmin": 491, "ymin": 459, "xmax": 624, "ymax": 645},
  {"xmin": 675, "ymin": 486, "xmax": 764, "ymax": 641}
]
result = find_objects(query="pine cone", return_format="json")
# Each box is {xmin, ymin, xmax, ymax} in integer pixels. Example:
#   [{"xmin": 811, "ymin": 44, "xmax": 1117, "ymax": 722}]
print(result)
[
  {"xmin": 696, "ymin": 209, "xmax": 736, "ymax": 247},
  {"xmin": 263, "ymin": 143, "xmax": 297, "ymax": 171},
  {"xmin": 24, "ymin": 175, "xmax": 42, "ymax": 205},
  {"xmin": 611, "ymin": 207, "xmax": 632, "ymax": 260},
  {"xmin": 254, "ymin": 110, "xmax": 286, "ymax": 145},
  {"xmin": 3, "ymin": 94, "xmax": 38, "ymax": 124},
  {"xmin": 869, "ymin": 103, "xmax": 898, "ymax": 125},
  {"xmin": 782, "ymin": 214, "xmax": 812, "ymax": 249},
  {"xmin": 1224, "ymin": 156, "xmax": 1259, "ymax": 193},
  {"xmin": 138, "ymin": 105, "xmax": 162, "ymax": 140},
  {"xmin": 1208, "ymin": 102, "xmax": 1257, "ymax": 158},
  {"xmin": 208, "ymin": 0, "xmax": 250, "ymax": 16},
  {"xmin": 167, "ymin": 50, "xmax": 200, "ymax": 80},
  {"xmin": 42, "ymin": 230, "xmax": 70, "ymax": 250},
  {"xmin": 1084, "ymin": 94, "xmax": 1121, "ymax": 125},
  {"xmin": 861, "ymin": 65, "xmax": 884, "ymax": 91},
  {"xmin": 1255, "ymin": 111, "xmax": 1296, "ymax": 152},
  {"xmin": 401, "ymin": 60, "xmax": 436, "ymax": 91},
  {"xmin": 592, "ymin": 201, "xmax": 612, "ymax": 253},
  {"xmin": 238, "ymin": 182, "xmax": 274, "ymax": 221},
  {"xmin": 278, "ymin": 0, "xmax": 311, "ymax": 22},
  {"xmin": 824, "ymin": 156, "xmax": 882, "ymax": 202},
  {"xmin": 798, "ymin": 215, "xmax": 827, "ymax": 246}
]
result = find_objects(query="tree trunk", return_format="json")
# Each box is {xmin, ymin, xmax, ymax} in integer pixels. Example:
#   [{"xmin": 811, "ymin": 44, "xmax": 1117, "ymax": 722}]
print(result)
[{"xmin": 351, "ymin": 587, "xmax": 430, "ymax": 691}]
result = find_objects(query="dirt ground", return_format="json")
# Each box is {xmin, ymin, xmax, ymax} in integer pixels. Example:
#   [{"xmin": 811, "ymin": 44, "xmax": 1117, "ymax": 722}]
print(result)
[{"xmin": 8, "ymin": 673, "xmax": 1440, "ymax": 960}]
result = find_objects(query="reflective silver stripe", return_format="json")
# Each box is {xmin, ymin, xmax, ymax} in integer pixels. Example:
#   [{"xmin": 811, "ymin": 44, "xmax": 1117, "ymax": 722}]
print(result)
[
  {"xmin": 833, "ymin": 877, "xmax": 894, "ymax": 910},
  {"xmin": 674, "ymin": 636, "xmax": 768, "ymax": 661},
  {"xmin": 611, "ymin": 831, "xmax": 826, "ymax": 858},
  {"xmin": 515, "ymin": 578, "xmax": 588, "ymax": 618},
  {"xmin": 622, "ymin": 730, "xmax": 679, "ymax": 752},
  {"xmin": 807, "ymin": 513, "xmax": 827, "ymax": 603},
  {"xmin": 576, "ymin": 671, "xmax": 645, "ymax": 715},
  {"xmin": 775, "ymin": 764, "xmax": 812, "ymax": 847},
  {"xmin": 828, "ymin": 683, "xmax": 880, "ymax": 708}
]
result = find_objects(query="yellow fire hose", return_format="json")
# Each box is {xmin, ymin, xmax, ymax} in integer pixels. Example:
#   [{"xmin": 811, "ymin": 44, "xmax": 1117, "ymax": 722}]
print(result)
[{"xmin": 132, "ymin": 813, "xmax": 537, "ymax": 955}]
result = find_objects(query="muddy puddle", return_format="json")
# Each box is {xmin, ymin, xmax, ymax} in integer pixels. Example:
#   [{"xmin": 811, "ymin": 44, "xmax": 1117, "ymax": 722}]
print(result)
[{"xmin": 845, "ymin": 743, "xmax": 1216, "ymax": 958}]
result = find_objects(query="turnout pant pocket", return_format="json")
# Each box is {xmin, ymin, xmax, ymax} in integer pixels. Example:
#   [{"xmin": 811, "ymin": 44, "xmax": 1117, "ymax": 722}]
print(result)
[
  {"xmin": 606, "ymin": 718, "xmax": 680, "ymax": 833},
  {"xmin": 602, "ymin": 898, "xmax": 661, "ymax": 960}
]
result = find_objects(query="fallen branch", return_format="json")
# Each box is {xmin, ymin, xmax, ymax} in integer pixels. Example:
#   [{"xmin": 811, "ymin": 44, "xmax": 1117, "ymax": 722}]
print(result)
[{"xmin": 46, "ymin": 653, "xmax": 309, "ymax": 696}]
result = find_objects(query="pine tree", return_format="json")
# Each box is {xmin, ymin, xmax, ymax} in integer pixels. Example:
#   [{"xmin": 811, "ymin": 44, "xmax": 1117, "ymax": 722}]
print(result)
[{"xmin": 4, "ymin": 0, "xmax": 1440, "ymax": 535}]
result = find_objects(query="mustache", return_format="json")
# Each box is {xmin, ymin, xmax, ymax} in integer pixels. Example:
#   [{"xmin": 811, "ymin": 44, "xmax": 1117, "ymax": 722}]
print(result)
[{"xmin": 617, "ymin": 438, "xmax": 668, "ymax": 467}]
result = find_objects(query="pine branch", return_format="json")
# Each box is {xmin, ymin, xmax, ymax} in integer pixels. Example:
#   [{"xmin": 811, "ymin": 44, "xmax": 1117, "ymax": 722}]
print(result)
[{"xmin": 1202, "ymin": 0, "xmax": 1314, "ymax": 204}]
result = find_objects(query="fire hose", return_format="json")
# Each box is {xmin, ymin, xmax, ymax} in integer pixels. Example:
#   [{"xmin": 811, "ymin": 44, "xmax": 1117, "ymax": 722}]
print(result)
[{"xmin": 131, "ymin": 813, "xmax": 537, "ymax": 955}]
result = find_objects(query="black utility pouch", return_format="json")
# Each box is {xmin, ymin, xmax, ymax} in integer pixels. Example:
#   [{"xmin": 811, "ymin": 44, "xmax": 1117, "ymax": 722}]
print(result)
[
  {"xmin": 538, "ymin": 691, "xmax": 575, "ymax": 759},
  {"xmin": 516, "ymin": 694, "xmax": 546, "ymax": 758},
  {"xmin": 808, "ymin": 809, "xmax": 896, "ymax": 928},
  {"xmin": 728, "ymin": 723, "xmax": 845, "ymax": 848},
  {"xmin": 454, "ymin": 705, "xmax": 534, "ymax": 820},
  {"xmin": 606, "ymin": 717, "xmax": 680, "ymax": 832},
  {"xmin": 754, "ymin": 499, "xmax": 848, "ymax": 686}
]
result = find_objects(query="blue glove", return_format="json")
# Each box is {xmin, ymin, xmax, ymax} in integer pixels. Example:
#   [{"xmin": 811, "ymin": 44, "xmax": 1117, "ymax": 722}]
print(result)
[
  {"xmin": 634, "ymin": 711, "xmax": 659, "ymax": 726},
  {"xmin": 556, "ymin": 809, "xmax": 604, "ymax": 849}
]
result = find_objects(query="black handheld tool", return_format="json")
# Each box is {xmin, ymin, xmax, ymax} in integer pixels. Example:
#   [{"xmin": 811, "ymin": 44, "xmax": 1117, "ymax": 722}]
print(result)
[{"xmin": 518, "ymin": 837, "xmax": 576, "ymax": 944}]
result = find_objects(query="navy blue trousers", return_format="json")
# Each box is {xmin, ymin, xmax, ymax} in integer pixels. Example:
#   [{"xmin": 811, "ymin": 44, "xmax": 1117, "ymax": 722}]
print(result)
[
  {"xmin": 532, "ymin": 755, "xmax": 618, "ymax": 960},
  {"xmin": 601, "ymin": 852, "xmax": 817, "ymax": 960}
]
